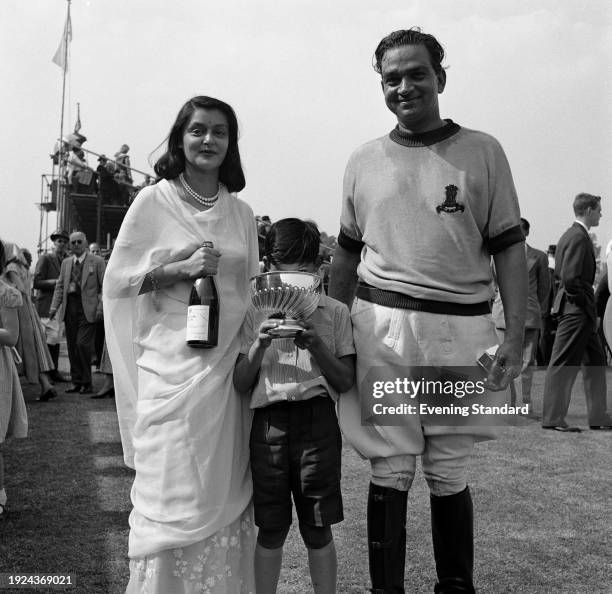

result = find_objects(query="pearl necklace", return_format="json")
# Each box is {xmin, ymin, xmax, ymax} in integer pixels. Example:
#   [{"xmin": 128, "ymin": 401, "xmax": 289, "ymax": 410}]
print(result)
[{"xmin": 179, "ymin": 173, "xmax": 220, "ymax": 206}]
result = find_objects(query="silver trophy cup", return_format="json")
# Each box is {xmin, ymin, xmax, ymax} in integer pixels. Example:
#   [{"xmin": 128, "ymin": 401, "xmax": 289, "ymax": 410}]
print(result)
[{"xmin": 249, "ymin": 272, "xmax": 322, "ymax": 338}]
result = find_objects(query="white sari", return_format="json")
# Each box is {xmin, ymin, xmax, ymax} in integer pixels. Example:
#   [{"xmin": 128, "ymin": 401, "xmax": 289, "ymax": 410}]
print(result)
[{"xmin": 103, "ymin": 179, "xmax": 258, "ymax": 593}]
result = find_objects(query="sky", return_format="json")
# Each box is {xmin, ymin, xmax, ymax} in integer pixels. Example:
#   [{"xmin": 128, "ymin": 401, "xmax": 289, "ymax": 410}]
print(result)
[{"xmin": 1, "ymin": 0, "xmax": 611, "ymax": 257}]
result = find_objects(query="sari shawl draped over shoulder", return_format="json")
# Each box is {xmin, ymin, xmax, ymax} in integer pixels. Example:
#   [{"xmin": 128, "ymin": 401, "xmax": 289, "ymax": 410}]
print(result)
[{"xmin": 103, "ymin": 179, "xmax": 259, "ymax": 557}]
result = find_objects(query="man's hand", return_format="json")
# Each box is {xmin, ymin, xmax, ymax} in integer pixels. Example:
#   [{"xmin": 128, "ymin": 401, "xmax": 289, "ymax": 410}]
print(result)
[{"xmin": 486, "ymin": 341, "xmax": 521, "ymax": 391}]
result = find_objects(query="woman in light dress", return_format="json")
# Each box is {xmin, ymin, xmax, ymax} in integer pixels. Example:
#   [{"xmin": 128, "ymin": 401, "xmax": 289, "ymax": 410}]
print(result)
[
  {"xmin": 3, "ymin": 242, "xmax": 57, "ymax": 401},
  {"xmin": 0, "ymin": 239, "xmax": 28, "ymax": 519},
  {"xmin": 104, "ymin": 96, "xmax": 259, "ymax": 593}
]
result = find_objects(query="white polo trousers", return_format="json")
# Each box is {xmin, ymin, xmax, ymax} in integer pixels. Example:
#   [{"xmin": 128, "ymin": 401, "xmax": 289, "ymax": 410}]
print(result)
[{"xmin": 338, "ymin": 297, "xmax": 501, "ymax": 496}]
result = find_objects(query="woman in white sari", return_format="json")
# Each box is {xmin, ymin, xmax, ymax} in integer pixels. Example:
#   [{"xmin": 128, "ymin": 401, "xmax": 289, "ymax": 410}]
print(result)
[{"xmin": 104, "ymin": 96, "xmax": 259, "ymax": 593}]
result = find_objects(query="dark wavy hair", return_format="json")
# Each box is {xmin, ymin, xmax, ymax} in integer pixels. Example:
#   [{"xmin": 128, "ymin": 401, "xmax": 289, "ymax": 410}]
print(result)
[
  {"xmin": 373, "ymin": 28, "xmax": 445, "ymax": 76},
  {"xmin": 265, "ymin": 218, "xmax": 321, "ymax": 267},
  {"xmin": 573, "ymin": 193, "xmax": 601, "ymax": 216},
  {"xmin": 154, "ymin": 96, "xmax": 245, "ymax": 192}
]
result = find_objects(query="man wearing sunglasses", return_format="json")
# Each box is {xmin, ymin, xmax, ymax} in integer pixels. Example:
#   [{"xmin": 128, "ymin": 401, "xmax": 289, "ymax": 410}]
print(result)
[{"xmin": 50, "ymin": 231, "xmax": 106, "ymax": 394}]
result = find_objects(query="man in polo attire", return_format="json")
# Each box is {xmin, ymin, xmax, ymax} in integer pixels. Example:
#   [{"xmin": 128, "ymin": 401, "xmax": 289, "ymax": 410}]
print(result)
[{"xmin": 329, "ymin": 28, "xmax": 527, "ymax": 593}]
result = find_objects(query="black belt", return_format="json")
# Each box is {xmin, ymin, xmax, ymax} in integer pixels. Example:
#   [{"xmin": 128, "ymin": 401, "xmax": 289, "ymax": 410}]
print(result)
[{"xmin": 356, "ymin": 283, "xmax": 490, "ymax": 316}]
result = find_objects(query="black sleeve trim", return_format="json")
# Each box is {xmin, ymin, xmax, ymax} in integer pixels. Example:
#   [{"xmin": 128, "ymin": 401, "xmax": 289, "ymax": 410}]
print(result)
[
  {"xmin": 337, "ymin": 229, "xmax": 364, "ymax": 254},
  {"xmin": 487, "ymin": 225, "xmax": 525, "ymax": 255}
]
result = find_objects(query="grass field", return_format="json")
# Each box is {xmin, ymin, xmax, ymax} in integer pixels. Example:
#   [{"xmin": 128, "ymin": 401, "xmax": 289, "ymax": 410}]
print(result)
[{"xmin": 1, "ymin": 367, "xmax": 611, "ymax": 593}]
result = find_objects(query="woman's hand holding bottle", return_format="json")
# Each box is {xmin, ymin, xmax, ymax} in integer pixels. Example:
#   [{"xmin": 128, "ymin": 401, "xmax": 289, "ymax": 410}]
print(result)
[{"xmin": 183, "ymin": 244, "xmax": 221, "ymax": 279}]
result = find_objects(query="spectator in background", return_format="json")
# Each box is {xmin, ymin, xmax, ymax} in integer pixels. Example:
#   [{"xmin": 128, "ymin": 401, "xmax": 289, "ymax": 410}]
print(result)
[
  {"xmin": 20, "ymin": 248, "xmax": 33, "ymax": 297},
  {"xmin": 598, "ymin": 239, "xmax": 612, "ymax": 359},
  {"xmin": 493, "ymin": 218, "xmax": 549, "ymax": 408},
  {"xmin": 89, "ymin": 242, "xmax": 105, "ymax": 371},
  {"xmin": 115, "ymin": 144, "xmax": 133, "ymax": 205},
  {"xmin": 91, "ymin": 341, "xmax": 114, "ymax": 399},
  {"xmin": 257, "ymin": 215, "xmax": 273, "ymax": 261},
  {"xmin": 542, "ymin": 193, "xmax": 612, "ymax": 431},
  {"xmin": 318, "ymin": 257, "xmax": 331, "ymax": 294},
  {"xmin": 67, "ymin": 147, "xmax": 94, "ymax": 194},
  {"xmin": 21, "ymin": 249, "xmax": 32, "ymax": 274},
  {"xmin": 50, "ymin": 231, "xmax": 105, "ymax": 395},
  {"xmin": 97, "ymin": 155, "xmax": 121, "ymax": 205},
  {"xmin": 114, "ymin": 144, "xmax": 133, "ymax": 184},
  {"xmin": 257, "ymin": 215, "xmax": 272, "ymax": 238},
  {"xmin": 114, "ymin": 171, "xmax": 131, "ymax": 205},
  {"xmin": 50, "ymin": 138, "xmax": 68, "ymax": 166},
  {"xmin": 4, "ymin": 242, "xmax": 58, "ymax": 401},
  {"xmin": 538, "ymin": 244, "xmax": 558, "ymax": 366},
  {"xmin": 0, "ymin": 238, "xmax": 28, "ymax": 520},
  {"xmin": 34, "ymin": 229, "xmax": 70, "ymax": 382}
]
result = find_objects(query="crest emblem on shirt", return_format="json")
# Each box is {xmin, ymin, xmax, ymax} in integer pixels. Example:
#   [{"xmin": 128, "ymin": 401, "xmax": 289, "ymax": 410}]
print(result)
[{"xmin": 436, "ymin": 184, "xmax": 464, "ymax": 214}]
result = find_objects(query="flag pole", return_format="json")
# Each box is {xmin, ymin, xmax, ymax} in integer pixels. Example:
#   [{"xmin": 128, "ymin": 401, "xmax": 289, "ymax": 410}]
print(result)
[{"xmin": 57, "ymin": 0, "xmax": 71, "ymax": 232}]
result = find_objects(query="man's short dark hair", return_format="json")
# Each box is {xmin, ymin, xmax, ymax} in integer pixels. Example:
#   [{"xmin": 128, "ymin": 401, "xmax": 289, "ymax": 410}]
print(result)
[
  {"xmin": 373, "ymin": 28, "xmax": 445, "ymax": 75},
  {"xmin": 573, "ymin": 193, "xmax": 601, "ymax": 216},
  {"xmin": 520, "ymin": 218, "xmax": 530, "ymax": 234}
]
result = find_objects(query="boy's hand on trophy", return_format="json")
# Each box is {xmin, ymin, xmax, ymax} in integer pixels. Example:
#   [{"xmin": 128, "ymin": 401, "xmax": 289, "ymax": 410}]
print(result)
[
  {"xmin": 293, "ymin": 320, "xmax": 319, "ymax": 350},
  {"xmin": 256, "ymin": 319, "xmax": 278, "ymax": 348}
]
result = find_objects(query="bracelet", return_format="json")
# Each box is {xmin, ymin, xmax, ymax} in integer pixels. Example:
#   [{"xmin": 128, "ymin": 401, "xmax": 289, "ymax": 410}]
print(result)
[{"xmin": 148, "ymin": 267, "xmax": 161, "ymax": 310}]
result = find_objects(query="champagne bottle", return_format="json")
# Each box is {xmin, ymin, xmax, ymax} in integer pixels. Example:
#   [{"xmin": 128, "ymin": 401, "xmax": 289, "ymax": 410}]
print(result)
[{"xmin": 186, "ymin": 241, "xmax": 219, "ymax": 348}]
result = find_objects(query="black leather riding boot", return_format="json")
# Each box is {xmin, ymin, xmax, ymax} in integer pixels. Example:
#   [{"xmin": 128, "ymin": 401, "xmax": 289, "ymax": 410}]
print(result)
[
  {"xmin": 367, "ymin": 482, "xmax": 408, "ymax": 594},
  {"xmin": 430, "ymin": 486, "xmax": 476, "ymax": 594}
]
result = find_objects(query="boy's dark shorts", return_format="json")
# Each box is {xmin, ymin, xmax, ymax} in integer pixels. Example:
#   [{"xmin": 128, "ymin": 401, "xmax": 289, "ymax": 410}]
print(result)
[{"xmin": 250, "ymin": 395, "xmax": 343, "ymax": 530}]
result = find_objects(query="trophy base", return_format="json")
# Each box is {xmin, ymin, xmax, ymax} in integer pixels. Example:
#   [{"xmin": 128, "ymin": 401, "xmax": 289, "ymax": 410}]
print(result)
[{"xmin": 265, "ymin": 319, "xmax": 305, "ymax": 338}]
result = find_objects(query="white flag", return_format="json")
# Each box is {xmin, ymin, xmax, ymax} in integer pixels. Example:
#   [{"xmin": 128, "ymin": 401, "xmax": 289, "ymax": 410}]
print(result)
[{"xmin": 52, "ymin": 11, "xmax": 72, "ymax": 71}]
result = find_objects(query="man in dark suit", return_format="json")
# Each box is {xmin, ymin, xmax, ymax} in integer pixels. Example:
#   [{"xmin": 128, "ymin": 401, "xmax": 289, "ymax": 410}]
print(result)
[
  {"xmin": 33, "ymin": 229, "xmax": 70, "ymax": 381},
  {"xmin": 50, "ymin": 231, "xmax": 106, "ymax": 394},
  {"xmin": 542, "ymin": 193, "xmax": 612, "ymax": 431},
  {"xmin": 538, "ymin": 244, "xmax": 559, "ymax": 366},
  {"xmin": 493, "ymin": 218, "xmax": 550, "ymax": 407}
]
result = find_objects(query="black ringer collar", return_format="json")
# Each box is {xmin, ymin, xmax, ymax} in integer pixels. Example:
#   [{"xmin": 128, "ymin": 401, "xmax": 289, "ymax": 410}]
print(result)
[{"xmin": 389, "ymin": 119, "xmax": 461, "ymax": 147}]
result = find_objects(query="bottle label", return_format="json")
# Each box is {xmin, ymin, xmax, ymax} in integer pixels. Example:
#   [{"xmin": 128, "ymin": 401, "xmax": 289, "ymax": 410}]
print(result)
[{"xmin": 186, "ymin": 305, "xmax": 210, "ymax": 341}]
